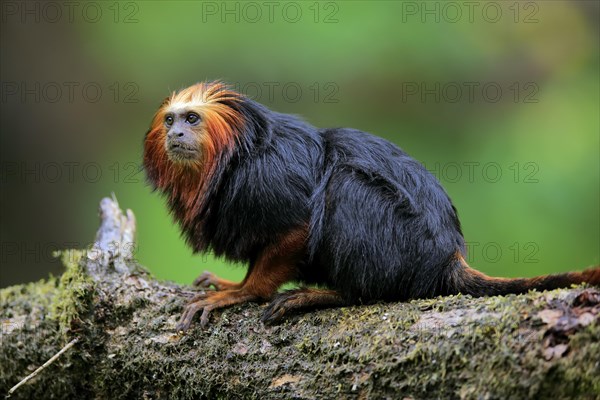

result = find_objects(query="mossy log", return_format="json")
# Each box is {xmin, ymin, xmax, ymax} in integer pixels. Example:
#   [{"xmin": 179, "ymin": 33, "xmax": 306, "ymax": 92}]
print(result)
[{"xmin": 1, "ymin": 197, "xmax": 599, "ymax": 400}]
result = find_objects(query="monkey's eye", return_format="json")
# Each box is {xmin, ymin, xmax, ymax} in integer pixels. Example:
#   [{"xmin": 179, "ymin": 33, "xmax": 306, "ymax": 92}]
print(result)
[
  {"xmin": 186, "ymin": 113, "xmax": 200, "ymax": 125},
  {"xmin": 165, "ymin": 115, "xmax": 174, "ymax": 126}
]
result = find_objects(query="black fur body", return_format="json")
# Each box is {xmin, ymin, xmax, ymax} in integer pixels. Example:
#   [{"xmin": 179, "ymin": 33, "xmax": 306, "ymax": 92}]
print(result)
[{"xmin": 161, "ymin": 98, "xmax": 468, "ymax": 304}]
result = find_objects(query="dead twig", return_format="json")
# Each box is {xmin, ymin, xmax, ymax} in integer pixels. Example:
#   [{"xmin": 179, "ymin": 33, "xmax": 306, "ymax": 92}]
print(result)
[{"xmin": 6, "ymin": 337, "xmax": 80, "ymax": 398}]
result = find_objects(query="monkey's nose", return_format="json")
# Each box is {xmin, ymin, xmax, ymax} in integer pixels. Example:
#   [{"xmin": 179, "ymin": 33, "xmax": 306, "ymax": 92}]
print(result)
[{"xmin": 168, "ymin": 131, "xmax": 185, "ymax": 139}]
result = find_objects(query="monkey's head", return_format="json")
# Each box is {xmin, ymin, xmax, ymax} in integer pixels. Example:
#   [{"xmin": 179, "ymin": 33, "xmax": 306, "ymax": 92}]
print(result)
[{"xmin": 143, "ymin": 81, "xmax": 248, "ymax": 196}]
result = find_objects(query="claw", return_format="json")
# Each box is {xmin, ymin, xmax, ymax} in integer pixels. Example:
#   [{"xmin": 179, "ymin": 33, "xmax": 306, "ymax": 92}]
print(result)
[
  {"xmin": 200, "ymin": 306, "xmax": 213, "ymax": 328},
  {"xmin": 261, "ymin": 292, "xmax": 297, "ymax": 324},
  {"xmin": 176, "ymin": 301, "xmax": 204, "ymax": 332},
  {"xmin": 261, "ymin": 304, "xmax": 286, "ymax": 325}
]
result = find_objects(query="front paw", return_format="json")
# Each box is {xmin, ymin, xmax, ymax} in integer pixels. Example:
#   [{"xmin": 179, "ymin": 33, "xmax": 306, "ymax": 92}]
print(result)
[
  {"xmin": 176, "ymin": 292, "xmax": 222, "ymax": 331},
  {"xmin": 193, "ymin": 270, "xmax": 217, "ymax": 289},
  {"xmin": 177, "ymin": 289, "xmax": 259, "ymax": 331}
]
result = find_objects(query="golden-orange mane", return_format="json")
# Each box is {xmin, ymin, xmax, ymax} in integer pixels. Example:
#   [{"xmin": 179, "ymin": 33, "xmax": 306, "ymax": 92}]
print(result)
[{"xmin": 143, "ymin": 81, "xmax": 246, "ymax": 226}]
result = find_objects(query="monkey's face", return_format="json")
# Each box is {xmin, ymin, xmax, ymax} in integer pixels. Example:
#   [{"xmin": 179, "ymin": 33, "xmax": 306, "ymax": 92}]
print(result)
[
  {"xmin": 144, "ymin": 82, "xmax": 245, "ymax": 192},
  {"xmin": 162, "ymin": 109, "xmax": 203, "ymax": 163}
]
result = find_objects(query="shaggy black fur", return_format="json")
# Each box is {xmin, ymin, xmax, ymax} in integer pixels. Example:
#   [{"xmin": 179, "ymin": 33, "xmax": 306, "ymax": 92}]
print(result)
[{"xmin": 155, "ymin": 96, "xmax": 468, "ymax": 303}]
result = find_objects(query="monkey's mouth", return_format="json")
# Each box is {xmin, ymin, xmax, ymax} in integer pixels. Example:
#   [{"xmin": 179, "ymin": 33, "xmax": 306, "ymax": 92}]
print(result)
[{"xmin": 167, "ymin": 143, "xmax": 200, "ymax": 161}]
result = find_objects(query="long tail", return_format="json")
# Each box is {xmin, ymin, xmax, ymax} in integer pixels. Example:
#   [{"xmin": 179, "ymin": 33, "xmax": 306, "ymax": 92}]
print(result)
[{"xmin": 449, "ymin": 255, "xmax": 600, "ymax": 297}]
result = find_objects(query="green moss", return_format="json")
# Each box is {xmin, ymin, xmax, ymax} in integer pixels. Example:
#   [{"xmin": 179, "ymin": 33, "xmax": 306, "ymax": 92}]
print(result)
[
  {"xmin": 539, "ymin": 322, "xmax": 600, "ymax": 398},
  {"xmin": 1, "ymin": 250, "xmax": 104, "ymax": 398},
  {"xmin": 1, "ymin": 273, "xmax": 79, "ymax": 398},
  {"xmin": 50, "ymin": 250, "xmax": 95, "ymax": 337},
  {"xmin": 2, "ymin": 258, "xmax": 598, "ymax": 400},
  {"xmin": 0, "ymin": 276, "xmax": 57, "ymax": 314}
]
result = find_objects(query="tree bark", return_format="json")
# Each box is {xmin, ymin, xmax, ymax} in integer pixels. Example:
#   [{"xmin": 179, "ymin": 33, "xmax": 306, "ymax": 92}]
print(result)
[{"xmin": 1, "ymin": 197, "xmax": 599, "ymax": 400}]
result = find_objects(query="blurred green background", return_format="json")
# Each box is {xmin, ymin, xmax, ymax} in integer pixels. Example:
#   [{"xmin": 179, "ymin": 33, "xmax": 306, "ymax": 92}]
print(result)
[{"xmin": 1, "ymin": 1, "xmax": 598, "ymax": 288}]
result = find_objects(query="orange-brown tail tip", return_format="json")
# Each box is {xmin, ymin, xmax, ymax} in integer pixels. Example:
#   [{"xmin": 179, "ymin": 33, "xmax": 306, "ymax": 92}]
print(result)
[
  {"xmin": 580, "ymin": 267, "xmax": 600, "ymax": 285},
  {"xmin": 453, "ymin": 265, "xmax": 600, "ymax": 297}
]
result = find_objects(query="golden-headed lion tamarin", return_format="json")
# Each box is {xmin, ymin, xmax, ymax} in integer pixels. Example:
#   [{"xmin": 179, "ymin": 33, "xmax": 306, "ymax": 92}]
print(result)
[{"xmin": 143, "ymin": 81, "xmax": 599, "ymax": 331}]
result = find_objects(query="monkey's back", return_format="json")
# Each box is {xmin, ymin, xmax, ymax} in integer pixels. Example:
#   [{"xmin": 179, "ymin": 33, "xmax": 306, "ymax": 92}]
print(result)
[{"xmin": 307, "ymin": 128, "xmax": 466, "ymax": 302}]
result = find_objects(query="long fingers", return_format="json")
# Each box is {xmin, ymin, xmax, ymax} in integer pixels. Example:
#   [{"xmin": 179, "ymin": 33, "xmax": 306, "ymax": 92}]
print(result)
[
  {"xmin": 177, "ymin": 290, "xmax": 258, "ymax": 331},
  {"xmin": 176, "ymin": 301, "xmax": 204, "ymax": 331}
]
